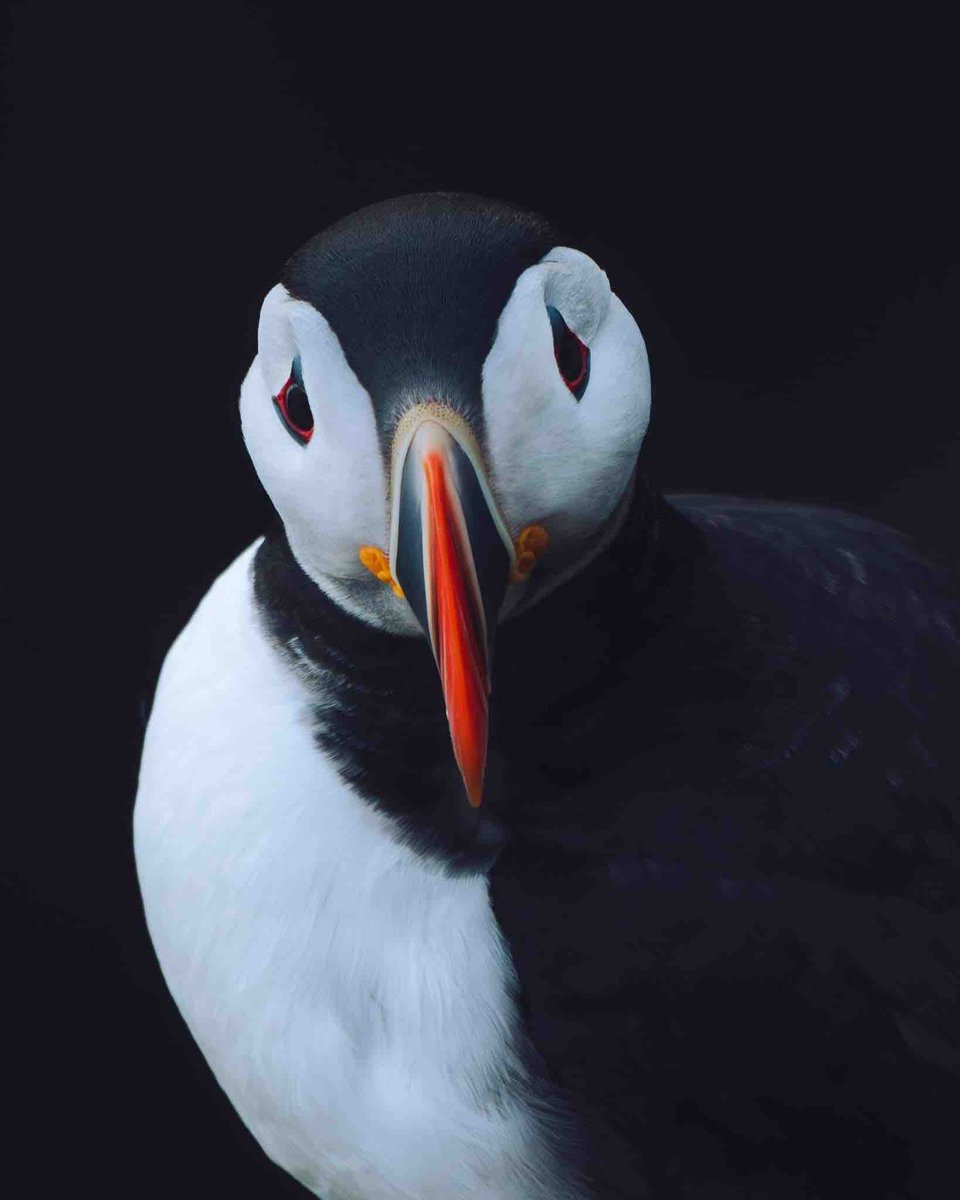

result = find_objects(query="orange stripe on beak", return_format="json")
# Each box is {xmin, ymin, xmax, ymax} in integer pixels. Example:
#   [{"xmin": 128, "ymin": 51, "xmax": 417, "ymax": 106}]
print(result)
[{"xmin": 422, "ymin": 450, "xmax": 489, "ymax": 807}]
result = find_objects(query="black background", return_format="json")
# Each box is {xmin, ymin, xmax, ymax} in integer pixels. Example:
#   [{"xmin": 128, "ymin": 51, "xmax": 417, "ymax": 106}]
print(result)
[{"xmin": 5, "ymin": 6, "xmax": 958, "ymax": 1195}]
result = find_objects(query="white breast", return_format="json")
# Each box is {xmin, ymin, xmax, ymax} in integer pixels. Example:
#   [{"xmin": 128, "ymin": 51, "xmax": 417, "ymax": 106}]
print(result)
[{"xmin": 133, "ymin": 544, "xmax": 583, "ymax": 1200}]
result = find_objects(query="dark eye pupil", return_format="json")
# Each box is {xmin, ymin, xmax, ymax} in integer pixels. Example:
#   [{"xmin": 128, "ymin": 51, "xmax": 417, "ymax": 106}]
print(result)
[
  {"xmin": 555, "ymin": 325, "xmax": 582, "ymax": 382},
  {"xmin": 273, "ymin": 355, "xmax": 314, "ymax": 444},
  {"xmin": 547, "ymin": 306, "xmax": 590, "ymax": 400},
  {"xmin": 285, "ymin": 383, "xmax": 312, "ymax": 432}
]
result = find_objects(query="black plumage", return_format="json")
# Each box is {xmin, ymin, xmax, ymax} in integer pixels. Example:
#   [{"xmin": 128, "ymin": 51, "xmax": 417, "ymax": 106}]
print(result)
[
  {"xmin": 257, "ymin": 475, "xmax": 960, "ymax": 1198},
  {"xmin": 490, "ymin": 488, "xmax": 960, "ymax": 1199}
]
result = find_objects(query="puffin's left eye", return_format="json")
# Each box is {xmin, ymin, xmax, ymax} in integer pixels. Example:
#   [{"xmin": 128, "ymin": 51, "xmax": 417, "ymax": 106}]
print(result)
[
  {"xmin": 273, "ymin": 356, "xmax": 314, "ymax": 445},
  {"xmin": 547, "ymin": 305, "xmax": 590, "ymax": 401}
]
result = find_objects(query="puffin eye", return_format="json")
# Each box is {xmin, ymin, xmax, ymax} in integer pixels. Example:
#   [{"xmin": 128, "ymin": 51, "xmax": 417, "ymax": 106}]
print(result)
[
  {"xmin": 547, "ymin": 305, "xmax": 590, "ymax": 400},
  {"xmin": 273, "ymin": 356, "xmax": 314, "ymax": 444}
]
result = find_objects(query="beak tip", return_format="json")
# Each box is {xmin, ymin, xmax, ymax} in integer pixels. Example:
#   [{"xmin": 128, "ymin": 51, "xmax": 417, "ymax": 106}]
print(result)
[{"xmin": 452, "ymin": 731, "xmax": 487, "ymax": 809}]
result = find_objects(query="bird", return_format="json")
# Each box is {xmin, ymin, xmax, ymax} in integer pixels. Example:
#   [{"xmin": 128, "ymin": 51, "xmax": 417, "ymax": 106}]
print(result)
[{"xmin": 134, "ymin": 192, "xmax": 960, "ymax": 1200}]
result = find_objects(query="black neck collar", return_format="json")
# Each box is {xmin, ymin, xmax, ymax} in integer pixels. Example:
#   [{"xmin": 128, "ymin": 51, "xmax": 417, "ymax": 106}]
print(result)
[{"xmin": 253, "ymin": 474, "xmax": 687, "ymax": 872}]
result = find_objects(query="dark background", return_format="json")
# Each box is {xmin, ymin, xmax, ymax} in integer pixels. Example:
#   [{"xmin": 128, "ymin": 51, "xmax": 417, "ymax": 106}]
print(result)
[{"xmin": 5, "ymin": 6, "xmax": 958, "ymax": 1195}]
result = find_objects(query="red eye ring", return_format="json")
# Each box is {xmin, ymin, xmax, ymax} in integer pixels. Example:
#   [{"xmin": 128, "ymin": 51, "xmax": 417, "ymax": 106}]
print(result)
[
  {"xmin": 273, "ymin": 362, "xmax": 314, "ymax": 445},
  {"xmin": 559, "ymin": 337, "xmax": 589, "ymax": 393}
]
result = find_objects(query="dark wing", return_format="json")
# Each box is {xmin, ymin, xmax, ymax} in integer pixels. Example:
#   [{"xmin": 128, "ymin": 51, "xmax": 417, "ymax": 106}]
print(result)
[{"xmin": 492, "ymin": 496, "xmax": 960, "ymax": 1199}]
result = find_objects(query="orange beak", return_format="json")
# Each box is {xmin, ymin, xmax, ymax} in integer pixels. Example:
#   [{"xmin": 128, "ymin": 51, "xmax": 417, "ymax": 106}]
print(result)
[{"xmin": 391, "ymin": 416, "xmax": 513, "ymax": 807}]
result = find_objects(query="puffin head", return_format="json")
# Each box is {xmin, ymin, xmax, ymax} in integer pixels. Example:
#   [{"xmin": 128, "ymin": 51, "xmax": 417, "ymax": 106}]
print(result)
[{"xmin": 241, "ymin": 193, "xmax": 651, "ymax": 808}]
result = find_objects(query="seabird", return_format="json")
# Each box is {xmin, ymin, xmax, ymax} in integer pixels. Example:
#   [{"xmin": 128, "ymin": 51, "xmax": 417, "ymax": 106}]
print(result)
[{"xmin": 135, "ymin": 193, "xmax": 960, "ymax": 1199}]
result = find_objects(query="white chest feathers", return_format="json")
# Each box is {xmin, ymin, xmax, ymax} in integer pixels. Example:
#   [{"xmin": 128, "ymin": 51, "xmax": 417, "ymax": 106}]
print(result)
[{"xmin": 133, "ymin": 545, "xmax": 583, "ymax": 1200}]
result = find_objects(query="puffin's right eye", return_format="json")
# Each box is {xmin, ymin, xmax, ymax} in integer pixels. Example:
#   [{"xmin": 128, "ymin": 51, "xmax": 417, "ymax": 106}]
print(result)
[{"xmin": 273, "ymin": 356, "xmax": 314, "ymax": 445}]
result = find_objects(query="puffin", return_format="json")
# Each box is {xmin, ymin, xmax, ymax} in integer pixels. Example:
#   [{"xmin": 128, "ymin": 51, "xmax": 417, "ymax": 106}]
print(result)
[{"xmin": 134, "ymin": 193, "xmax": 960, "ymax": 1200}]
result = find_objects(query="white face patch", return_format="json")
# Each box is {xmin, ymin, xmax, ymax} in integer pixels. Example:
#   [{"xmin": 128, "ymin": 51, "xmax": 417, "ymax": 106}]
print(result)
[
  {"xmin": 482, "ymin": 247, "xmax": 651, "ymax": 575},
  {"xmin": 241, "ymin": 285, "xmax": 423, "ymax": 632}
]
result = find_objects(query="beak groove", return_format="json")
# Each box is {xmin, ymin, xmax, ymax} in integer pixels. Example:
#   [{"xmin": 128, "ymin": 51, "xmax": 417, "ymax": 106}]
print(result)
[{"xmin": 423, "ymin": 447, "xmax": 489, "ymax": 805}]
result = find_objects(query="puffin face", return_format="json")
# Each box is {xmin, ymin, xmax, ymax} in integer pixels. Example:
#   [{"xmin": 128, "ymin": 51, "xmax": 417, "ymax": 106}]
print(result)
[{"xmin": 240, "ymin": 194, "xmax": 651, "ymax": 805}]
